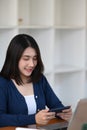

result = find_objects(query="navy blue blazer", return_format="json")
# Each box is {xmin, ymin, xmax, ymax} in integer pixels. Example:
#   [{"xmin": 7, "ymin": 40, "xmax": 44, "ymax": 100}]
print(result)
[{"xmin": 0, "ymin": 75, "xmax": 64, "ymax": 127}]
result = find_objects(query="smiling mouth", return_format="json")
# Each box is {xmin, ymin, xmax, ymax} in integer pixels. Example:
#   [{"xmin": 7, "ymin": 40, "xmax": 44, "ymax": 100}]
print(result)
[{"xmin": 26, "ymin": 68, "xmax": 34, "ymax": 72}]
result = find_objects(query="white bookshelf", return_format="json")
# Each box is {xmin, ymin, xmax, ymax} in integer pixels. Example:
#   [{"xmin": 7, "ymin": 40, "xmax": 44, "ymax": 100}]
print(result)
[{"xmin": 0, "ymin": 0, "xmax": 87, "ymax": 110}]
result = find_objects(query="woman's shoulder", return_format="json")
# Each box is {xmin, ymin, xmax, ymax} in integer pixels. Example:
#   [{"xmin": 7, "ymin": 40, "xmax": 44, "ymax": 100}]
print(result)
[
  {"xmin": 0, "ymin": 76, "xmax": 9, "ymax": 82},
  {"xmin": 39, "ymin": 74, "xmax": 47, "ymax": 82},
  {"xmin": 38, "ymin": 74, "xmax": 49, "ymax": 86},
  {"xmin": 0, "ymin": 76, "xmax": 10, "ymax": 87}
]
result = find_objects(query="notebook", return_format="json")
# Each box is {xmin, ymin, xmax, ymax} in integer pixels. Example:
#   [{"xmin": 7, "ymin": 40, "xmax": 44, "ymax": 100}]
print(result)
[{"xmin": 67, "ymin": 98, "xmax": 87, "ymax": 130}]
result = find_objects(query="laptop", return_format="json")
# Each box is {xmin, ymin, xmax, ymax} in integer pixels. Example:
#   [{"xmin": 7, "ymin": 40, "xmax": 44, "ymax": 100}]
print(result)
[{"xmin": 67, "ymin": 98, "xmax": 87, "ymax": 130}]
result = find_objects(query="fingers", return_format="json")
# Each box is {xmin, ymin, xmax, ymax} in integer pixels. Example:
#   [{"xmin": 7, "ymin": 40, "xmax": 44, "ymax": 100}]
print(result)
[
  {"xmin": 35, "ymin": 109, "xmax": 55, "ymax": 125},
  {"xmin": 42, "ymin": 111, "xmax": 55, "ymax": 121},
  {"xmin": 58, "ymin": 112, "xmax": 72, "ymax": 120},
  {"xmin": 46, "ymin": 113, "xmax": 55, "ymax": 120},
  {"xmin": 56, "ymin": 107, "xmax": 72, "ymax": 121}
]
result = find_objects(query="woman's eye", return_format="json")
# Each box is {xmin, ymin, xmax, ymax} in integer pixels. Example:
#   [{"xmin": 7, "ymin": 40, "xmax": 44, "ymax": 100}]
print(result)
[
  {"xmin": 22, "ymin": 56, "xmax": 37, "ymax": 61},
  {"xmin": 33, "ymin": 57, "xmax": 37, "ymax": 61},
  {"xmin": 23, "ymin": 58, "xmax": 29, "ymax": 61}
]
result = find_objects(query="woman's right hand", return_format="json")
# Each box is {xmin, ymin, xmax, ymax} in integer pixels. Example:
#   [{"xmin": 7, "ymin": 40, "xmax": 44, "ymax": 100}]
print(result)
[{"xmin": 35, "ymin": 109, "xmax": 55, "ymax": 125}]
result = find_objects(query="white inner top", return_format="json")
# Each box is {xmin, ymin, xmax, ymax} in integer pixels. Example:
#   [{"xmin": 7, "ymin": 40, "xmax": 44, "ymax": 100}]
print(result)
[{"xmin": 24, "ymin": 95, "xmax": 36, "ymax": 115}]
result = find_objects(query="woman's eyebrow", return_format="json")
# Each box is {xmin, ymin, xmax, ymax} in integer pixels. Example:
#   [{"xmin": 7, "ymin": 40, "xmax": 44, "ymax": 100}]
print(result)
[
  {"xmin": 22, "ymin": 55, "xmax": 37, "ymax": 58},
  {"xmin": 22, "ymin": 55, "xmax": 30, "ymax": 58}
]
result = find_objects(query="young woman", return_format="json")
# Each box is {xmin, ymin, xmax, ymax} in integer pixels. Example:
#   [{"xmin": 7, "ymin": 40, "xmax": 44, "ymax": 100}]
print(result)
[{"xmin": 0, "ymin": 34, "xmax": 72, "ymax": 127}]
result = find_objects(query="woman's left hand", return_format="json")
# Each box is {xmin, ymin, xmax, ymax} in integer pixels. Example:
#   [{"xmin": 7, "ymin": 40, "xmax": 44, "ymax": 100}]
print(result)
[{"xmin": 56, "ymin": 106, "xmax": 72, "ymax": 121}]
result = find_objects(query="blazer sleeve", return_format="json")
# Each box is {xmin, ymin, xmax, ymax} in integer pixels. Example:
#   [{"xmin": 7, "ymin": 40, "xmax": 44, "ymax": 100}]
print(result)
[{"xmin": 41, "ymin": 75, "xmax": 64, "ymax": 109}]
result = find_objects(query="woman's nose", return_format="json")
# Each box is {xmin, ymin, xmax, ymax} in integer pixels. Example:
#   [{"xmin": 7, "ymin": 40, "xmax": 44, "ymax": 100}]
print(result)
[{"xmin": 29, "ymin": 59, "xmax": 34, "ymax": 67}]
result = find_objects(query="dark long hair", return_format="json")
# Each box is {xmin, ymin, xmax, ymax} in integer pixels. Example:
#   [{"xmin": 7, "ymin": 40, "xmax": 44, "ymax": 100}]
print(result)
[{"xmin": 0, "ymin": 34, "xmax": 44, "ymax": 85}]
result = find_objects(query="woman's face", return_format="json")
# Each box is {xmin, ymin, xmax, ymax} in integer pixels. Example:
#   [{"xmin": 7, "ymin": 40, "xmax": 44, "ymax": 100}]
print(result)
[{"xmin": 18, "ymin": 47, "xmax": 37, "ymax": 81}]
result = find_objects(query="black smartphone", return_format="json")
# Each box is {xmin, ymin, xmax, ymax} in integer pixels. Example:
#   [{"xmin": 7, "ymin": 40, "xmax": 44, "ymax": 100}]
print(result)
[{"xmin": 49, "ymin": 106, "xmax": 70, "ymax": 113}]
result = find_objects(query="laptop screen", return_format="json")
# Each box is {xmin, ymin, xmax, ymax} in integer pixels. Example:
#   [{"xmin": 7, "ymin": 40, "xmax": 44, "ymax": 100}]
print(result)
[{"xmin": 67, "ymin": 98, "xmax": 87, "ymax": 130}]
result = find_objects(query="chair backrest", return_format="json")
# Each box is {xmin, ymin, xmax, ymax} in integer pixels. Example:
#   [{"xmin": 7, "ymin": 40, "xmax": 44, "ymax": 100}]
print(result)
[{"xmin": 67, "ymin": 98, "xmax": 87, "ymax": 130}]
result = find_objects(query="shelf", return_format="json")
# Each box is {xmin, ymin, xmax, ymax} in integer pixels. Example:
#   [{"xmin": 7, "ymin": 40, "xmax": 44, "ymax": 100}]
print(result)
[
  {"xmin": 0, "ymin": 26, "xmax": 17, "ymax": 29},
  {"xmin": 18, "ymin": 25, "xmax": 52, "ymax": 29},
  {"xmin": 0, "ymin": 0, "xmax": 18, "ymax": 26},
  {"xmin": 54, "ymin": 29, "xmax": 86, "ymax": 69},
  {"xmin": 54, "ymin": 65, "xmax": 84, "ymax": 73},
  {"xmin": 54, "ymin": 25, "xmax": 86, "ymax": 29},
  {"xmin": 54, "ymin": 0, "xmax": 86, "ymax": 27},
  {"xmin": 18, "ymin": 0, "xmax": 54, "ymax": 26},
  {"xmin": 53, "ymin": 71, "xmax": 85, "ymax": 110}
]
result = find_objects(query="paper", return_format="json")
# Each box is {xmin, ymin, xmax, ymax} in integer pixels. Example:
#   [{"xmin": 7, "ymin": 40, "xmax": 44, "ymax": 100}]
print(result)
[{"xmin": 16, "ymin": 127, "xmax": 39, "ymax": 130}]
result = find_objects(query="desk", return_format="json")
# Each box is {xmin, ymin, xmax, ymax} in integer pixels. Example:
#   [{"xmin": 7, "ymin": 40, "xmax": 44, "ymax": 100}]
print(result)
[{"xmin": 0, "ymin": 118, "xmax": 68, "ymax": 130}]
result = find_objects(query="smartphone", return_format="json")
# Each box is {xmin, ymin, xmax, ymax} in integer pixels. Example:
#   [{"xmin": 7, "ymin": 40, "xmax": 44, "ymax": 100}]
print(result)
[{"xmin": 49, "ymin": 106, "xmax": 70, "ymax": 113}]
